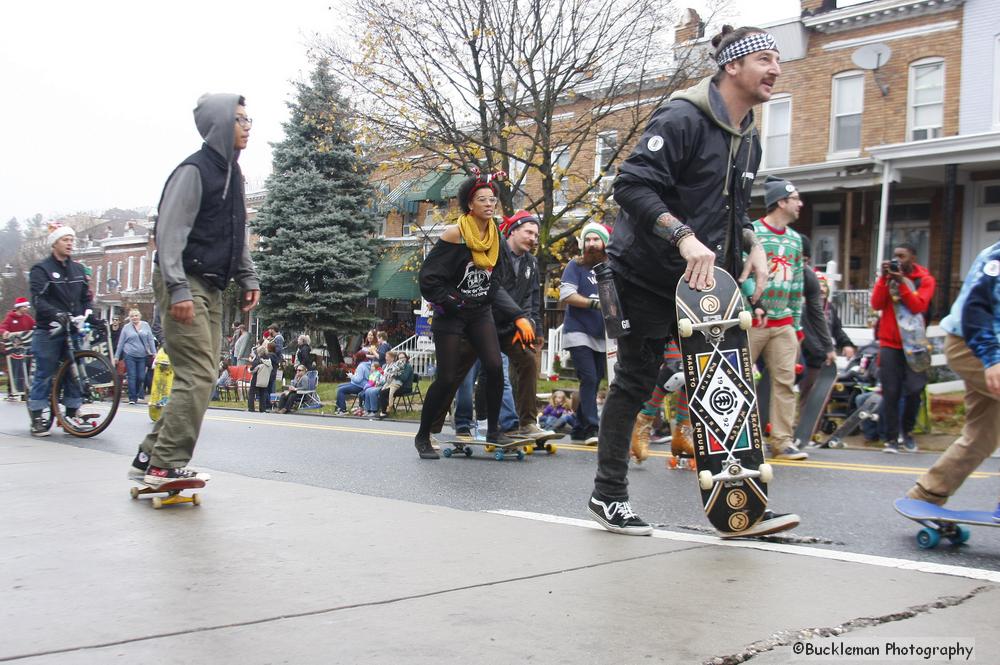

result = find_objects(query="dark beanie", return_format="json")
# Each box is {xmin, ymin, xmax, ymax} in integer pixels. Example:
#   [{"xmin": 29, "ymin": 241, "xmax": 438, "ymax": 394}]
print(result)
[
  {"xmin": 800, "ymin": 234, "xmax": 811, "ymax": 259},
  {"xmin": 764, "ymin": 175, "xmax": 797, "ymax": 208},
  {"xmin": 456, "ymin": 176, "xmax": 496, "ymax": 213}
]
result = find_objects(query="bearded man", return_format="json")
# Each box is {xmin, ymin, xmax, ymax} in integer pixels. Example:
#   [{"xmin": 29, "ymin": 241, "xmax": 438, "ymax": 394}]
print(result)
[{"xmin": 559, "ymin": 222, "xmax": 611, "ymax": 445}]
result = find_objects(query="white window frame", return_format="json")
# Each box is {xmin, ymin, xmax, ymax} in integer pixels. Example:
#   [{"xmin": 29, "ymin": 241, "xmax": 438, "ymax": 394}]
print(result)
[
  {"xmin": 95, "ymin": 267, "xmax": 102, "ymax": 296},
  {"xmin": 126, "ymin": 256, "xmax": 135, "ymax": 291},
  {"xmin": 993, "ymin": 35, "xmax": 1000, "ymax": 130},
  {"xmin": 594, "ymin": 131, "xmax": 618, "ymax": 181},
  {"xmin": 138, "ymin": 255, "xmax": 147, "ymax": 288},
  {"xmin": 828, "ymin": 71, "xmax": 865, "ymax": 159},
  {"xmin": 761, "ymin": 94, "xmax": 792, "ymax": 169},
  {"xmin": 553, "ymin": 145, "xmax": 570, "ymax": 210},
  {"xmin": 907, "ymin": 57, "xmax": 944, "ymax": 142}
]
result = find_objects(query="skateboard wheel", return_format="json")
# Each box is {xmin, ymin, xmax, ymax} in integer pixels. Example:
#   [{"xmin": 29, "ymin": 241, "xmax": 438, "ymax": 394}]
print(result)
[
  {"xmin": 738, "ymin": 310, "xmax": 752, "ymax": 330},
  {"xmin": 669, "ymin": 457, "xmax": 678, "ymax": 469},
  {"xmin": 951, "ymin": 525, "xmax": 971, "ymax": 545},
  {"xmin": 130, "ymin": 486, "xmax": 140, "ymax": 499},
  {"xmin": 463, "ymin": 446, "xmax": 473, "ymax": 457},
  {"xmin": 152, "ymin": 497, "xmax": 163, "ymax": 510},
  {"xmin": 485, "ymin": 445, "xmax": 496, "ymax": 453},
  {"xmin": 698, "ymin": 470, "xmax": 713, "ymax": 491},
  {"xmin": 494, "ymin": 451, "xmax": 505, "ymax": 461},
  {"xmin": 916, "ymin": 527, "xmax": 940, "ymax": 549},
  {"xmin": 677, "ymin": 318, "xmax": 693, "ymax": 338},
  {"xmin": 547, "ymin": 444, "xmax": 557, "ymax": 454},
  {"xmin": 192, "ymin": 493, "xmax": 201, "ymax": 506},
  {"xmin": 443, "ymin": 448, "xmax": 453, "ymax": 458},
  {"xmin": 516, "ymin": 450, "xmax": 525, "ymax": 461},
  {"xmin": 758, "ymin": 463, "xmax": 773, "ymax": 484},
  {"xmin": 524, "ymin": 445, "xmax": 534, "ymax": 455}
]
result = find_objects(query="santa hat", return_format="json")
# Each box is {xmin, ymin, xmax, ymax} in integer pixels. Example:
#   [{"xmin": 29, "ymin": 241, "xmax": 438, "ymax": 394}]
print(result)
[
  {"xmin": 499, "ymin": 210, "xmax": 540, "ymax": 237},
  {"xmin": 47, "ymin": 224, "xmax": 76, "ymax": 247},
  {"xmin": 578, "ymin": 221, "xmax": 611, "ymax": 250},
  {"xmin": 14, "ymin": 297, "xmax": 29, "ymax": 308}
]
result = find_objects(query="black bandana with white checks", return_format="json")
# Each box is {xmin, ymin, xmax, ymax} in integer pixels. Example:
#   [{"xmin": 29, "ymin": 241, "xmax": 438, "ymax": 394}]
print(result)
[{"xmin": 716, "ymin": 32, "xmax": 778, "ymax": 66}]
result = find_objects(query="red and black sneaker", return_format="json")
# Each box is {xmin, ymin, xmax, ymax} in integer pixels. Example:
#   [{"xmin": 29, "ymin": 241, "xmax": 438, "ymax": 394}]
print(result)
[{"xmin": 143, "ymin": 466, "xmax": 211, "ymax": 488}]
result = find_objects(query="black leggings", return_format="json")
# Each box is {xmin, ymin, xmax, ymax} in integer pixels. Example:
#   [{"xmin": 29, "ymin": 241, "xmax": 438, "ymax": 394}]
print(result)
[{"xmin": 418, "ymin": 312, "xmax": 503, "ymax": 438}]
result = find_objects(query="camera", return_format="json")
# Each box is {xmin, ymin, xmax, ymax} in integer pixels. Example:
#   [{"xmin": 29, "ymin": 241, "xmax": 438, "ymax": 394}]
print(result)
[{"xmin": 889, "ymin": 258, "xmax": 901, "ymax": 273}]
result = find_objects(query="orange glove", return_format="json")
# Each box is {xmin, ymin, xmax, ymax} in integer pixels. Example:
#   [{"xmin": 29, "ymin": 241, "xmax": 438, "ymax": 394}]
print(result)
[{"xmin": 512, "ymin": 318, "xmax": 535, "ymax": 348}]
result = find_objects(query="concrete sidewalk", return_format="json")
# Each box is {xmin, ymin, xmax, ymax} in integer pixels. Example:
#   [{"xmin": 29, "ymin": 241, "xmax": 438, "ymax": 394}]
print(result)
[{"xmin": 1, "ymin": 433, "xmax": 997, "ymax": 664}]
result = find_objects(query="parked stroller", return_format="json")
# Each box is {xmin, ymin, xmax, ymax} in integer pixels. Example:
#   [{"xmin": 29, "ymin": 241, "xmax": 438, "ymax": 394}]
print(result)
[{"xmin": 815, "ymin": 342, "xmax": 879, "ymax": 444}]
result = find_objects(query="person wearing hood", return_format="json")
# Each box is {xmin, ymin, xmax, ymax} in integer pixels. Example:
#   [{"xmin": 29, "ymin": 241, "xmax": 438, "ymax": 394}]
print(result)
[
  {"xmin": 585, "ymin": 25, "xmax": 798, "ymax": 539},
  {"xmin": 871, "ymin": 243, "xmax": 936, "ymax": 453},
  {"xmin": 128, "ymin": 93, "xmax": 260, "ymax": 488}
]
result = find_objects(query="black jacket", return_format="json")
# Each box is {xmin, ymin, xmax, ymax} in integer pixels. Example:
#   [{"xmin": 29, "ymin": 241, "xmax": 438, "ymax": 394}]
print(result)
[
  {"xmin": 801, "ymin": 268, "xmax": 834, "ymax": 366},
  {"xmin": 419, "ymin": 235, "xmax": 523, "ymax": 329},
  {"xmin": 496, "ymin": 238, "xmax": 542, "ymax": 337},
  {"xmin": 608, "ymin": 77, "xmax": 761, "ymax": 293},
  {"xmin": 29, "ymin": 254, "xmax": 93, "ymax": 330}
]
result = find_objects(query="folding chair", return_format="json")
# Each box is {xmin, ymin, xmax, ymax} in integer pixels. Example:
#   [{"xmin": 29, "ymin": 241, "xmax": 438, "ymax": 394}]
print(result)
[
  {"xmin": 296, "ymin": 370, "xmax": 322, "ymax": 410},
  {"xmin": 392, "ymin": 376, "xmax": 423, "ymax": 412}
]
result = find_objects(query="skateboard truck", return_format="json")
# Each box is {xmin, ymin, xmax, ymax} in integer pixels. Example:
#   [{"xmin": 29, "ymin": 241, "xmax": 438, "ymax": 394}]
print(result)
[
  {"xmin": 677, "ymin": 312, "xmax": 753, "ymax": 344},
  {"xmin": 698, "ymin": 460, "xmax": 773, "ymax": 491}
]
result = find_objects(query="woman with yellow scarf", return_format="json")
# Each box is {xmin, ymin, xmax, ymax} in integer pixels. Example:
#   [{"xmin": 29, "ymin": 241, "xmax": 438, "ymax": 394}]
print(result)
[{"xmin": 414, "ymin": 170, "xmax": 536, "ymax": 459}]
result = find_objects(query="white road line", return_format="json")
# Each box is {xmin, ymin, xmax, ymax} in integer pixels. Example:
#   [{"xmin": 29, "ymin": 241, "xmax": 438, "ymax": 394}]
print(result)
[{"xmin": 489, "ymin": 510, "xmax": 1000, "ymax": 584}]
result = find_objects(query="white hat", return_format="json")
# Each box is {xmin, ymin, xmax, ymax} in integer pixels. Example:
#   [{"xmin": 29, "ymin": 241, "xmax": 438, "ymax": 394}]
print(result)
[{"xmin": 48, "ymin": 225, "xmax": 76, "ymax": 246}]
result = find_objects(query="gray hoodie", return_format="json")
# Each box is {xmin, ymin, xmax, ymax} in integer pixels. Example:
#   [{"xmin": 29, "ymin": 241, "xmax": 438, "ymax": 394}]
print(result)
[{"xmin": 156, "ymin": 93, "xmax": 259, "ymax": 305}]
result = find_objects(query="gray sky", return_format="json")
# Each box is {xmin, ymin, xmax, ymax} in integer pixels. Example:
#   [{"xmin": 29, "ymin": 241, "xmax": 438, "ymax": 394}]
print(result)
[{"xmin": 0, "ymin": 0, "xmax": 799, "ymax": 225}]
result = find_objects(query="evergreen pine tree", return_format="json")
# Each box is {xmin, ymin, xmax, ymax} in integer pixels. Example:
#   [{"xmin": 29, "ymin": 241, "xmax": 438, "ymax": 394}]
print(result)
[{"xmin": 252, "ymin": 59, "xmax": 380, "ymax": 364}]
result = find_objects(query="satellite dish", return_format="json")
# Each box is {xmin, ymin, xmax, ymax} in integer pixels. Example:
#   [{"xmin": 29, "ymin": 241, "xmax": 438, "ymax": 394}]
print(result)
[{"xmin": 851, "ymin": 43, "xmax": 892, "ymax": 70}]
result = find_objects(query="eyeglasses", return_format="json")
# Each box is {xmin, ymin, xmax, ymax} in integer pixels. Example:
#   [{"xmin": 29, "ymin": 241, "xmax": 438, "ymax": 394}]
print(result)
[
  {"xmin": 473, "ymin": 196, "xmax": 497, "ymax": 204},
  {"xmin": 235, "ymin": 116, "xmax": 253, "ymax": 128}
]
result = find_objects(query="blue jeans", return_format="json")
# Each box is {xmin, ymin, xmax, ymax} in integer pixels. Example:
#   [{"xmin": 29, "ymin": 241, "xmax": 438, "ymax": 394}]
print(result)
[
  {"xmin": 124, "ymin": 354, "xmax": 147, "ymax": 402},
  {"xmin": 28, "ymin": 331, "xmax": 81, "ymax": 412},
  {"xmin": 455, "ymin": 355, "xmax": 518, "ymax": 433},
  {"xmin": 540, "ymin": 413, "xmax": 575, "ymax": 430},
  {"xmin": 336, "ymin": 383, "xmax": 364, "ymax": 410},
  {"xmin": 363, "ymin": 386, "xmax": 382, "ymax": 412},
  {"xmin": 568, "ymin": 345, "xmax": 605, "ymax": 433}
]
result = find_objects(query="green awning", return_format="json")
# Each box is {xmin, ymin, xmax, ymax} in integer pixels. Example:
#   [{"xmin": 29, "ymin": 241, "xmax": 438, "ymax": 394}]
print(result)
[
  {"xmin": 368, "ymin": 246, "xmax": 422, "ymax": 300},
  {"xmin": 439, "ymin": 172, "xmax": 468, "ymax": 199},
  {"xmin": 404, "ymin": 171, "xmax": 453, "ymax": 203},
  {"xmin": 377, "ymin": 178, "xmax": 415, "ymax": 214}
]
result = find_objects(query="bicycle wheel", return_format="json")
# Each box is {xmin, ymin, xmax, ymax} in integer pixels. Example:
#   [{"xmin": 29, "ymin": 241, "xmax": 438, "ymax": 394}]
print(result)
[{"xmin": 51, "ymin": 350, "xmax": 121, "ymax": 437}]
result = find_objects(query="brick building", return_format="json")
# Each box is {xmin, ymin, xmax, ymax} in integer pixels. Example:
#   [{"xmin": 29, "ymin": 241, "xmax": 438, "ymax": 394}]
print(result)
[{"xmin": 73, "ymin": 219, "xmax": 156, "ymax": 321}]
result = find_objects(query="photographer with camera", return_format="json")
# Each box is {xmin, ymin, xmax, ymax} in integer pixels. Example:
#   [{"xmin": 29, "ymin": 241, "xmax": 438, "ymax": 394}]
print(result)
[{"xmin": 870, "ymin": 243, "xmax": 936, "ymax": 453}]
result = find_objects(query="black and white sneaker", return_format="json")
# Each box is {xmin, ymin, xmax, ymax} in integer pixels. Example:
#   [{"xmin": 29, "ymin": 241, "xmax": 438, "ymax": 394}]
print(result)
[
  {"xmin": 718, "ymin": 510, "xmax": 800, "ymax": 539},
  {"xmin": 143, "ymin": 466, "xmax": 211, "ymax": 489},
  {"xmin": 587, "ymin": 493, "xmax": 653, "ymax": 536},
  {"xmin": 30, "ymin": 417, "xmax": 50, "ymax": 437},
  {"xmin": 128, "ymin": 449, "xmax": 151, "ymax": 480}
]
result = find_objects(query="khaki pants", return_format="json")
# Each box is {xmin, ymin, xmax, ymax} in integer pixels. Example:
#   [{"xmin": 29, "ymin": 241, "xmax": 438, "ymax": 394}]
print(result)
[
  {"xmin": 140, "ymin": 270, "xmax": 222, "ymax": 468},
  {"xmin": 908, "ymin": 334, "xmax": 1000, "ymax": 505},
  {"xmin": 500, "ymin": 335, "xmax": 540, "ymax": 428},
  {"xmin": 748, "ymin": 325, "xmax": 799, "ymax": 450}
]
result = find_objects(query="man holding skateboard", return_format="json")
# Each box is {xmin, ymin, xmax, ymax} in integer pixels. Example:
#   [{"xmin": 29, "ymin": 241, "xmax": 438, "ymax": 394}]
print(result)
[
  {"xmin": 905, "ymin": 242, "xmax": 1000, "ymax": 522},
  {"xmin": 871, "ymin": 243, "xmax": 935, "ymax": 453},
  {"xmin": 128, "ymin": 93, "xmax": 259, "ymax": 487},
  {"xmin": 586, "ymin": 25, "xmax": 799, "ymax": 537}
]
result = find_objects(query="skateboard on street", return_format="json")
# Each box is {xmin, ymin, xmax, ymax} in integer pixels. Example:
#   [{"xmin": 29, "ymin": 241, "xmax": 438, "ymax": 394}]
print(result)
[
  {"xmin": 130, "ymin": 478, "xmax": 205, "ymax": 509},
  {"xmin": 825, "ymin": 392, "xmax": 881, "ymax": 448},
  {"xmin": 440, "ymin": 435, "xmax": 535, "ymax": 461},
  {"xmin": 793, "ymin": 362, "xmax": 838, "ymax": 448},
  {"xmin": 676, "ymin": 267, "xmax": 773, "ymax": 535},
  {"xmin": 894, "ymin": 498, "xmax": 999, "ymax": 549},
  {"xmin": 147, "ymin": 348, "xmax": 172, "ymax": 422},
  {"xmin": 527, "ymin": 430, "xmax": 563, "ymax": 455}
]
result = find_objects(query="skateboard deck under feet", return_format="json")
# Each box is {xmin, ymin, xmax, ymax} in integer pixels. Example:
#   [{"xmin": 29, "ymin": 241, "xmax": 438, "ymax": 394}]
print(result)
[
  {"xmin": 676, "ymin": 267, "xmax": 771, "ymax": 535},
  {"xmin": 894, "ymin": 498, "xmax": 999, "ymax": 549},
  {"xmin": 440, "ymin": 436, "xmax": 535, "ymax": 461},
  {"xmin": 130, "ymin": 478, "xmax": 205, "ymax": 509},
  {"xmin": 526, "ymin": 431, "xmax": 563, "ymax": 455}
]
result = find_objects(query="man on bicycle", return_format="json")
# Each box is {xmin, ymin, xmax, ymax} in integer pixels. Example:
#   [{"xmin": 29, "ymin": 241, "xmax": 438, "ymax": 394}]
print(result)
[
  {"xmin": 128, "ymin": 92, "xmax": 259, "ymax": 487},
  {"xmin": 27, "ymin": 225, "xmax": 92, "ymax": 436}
]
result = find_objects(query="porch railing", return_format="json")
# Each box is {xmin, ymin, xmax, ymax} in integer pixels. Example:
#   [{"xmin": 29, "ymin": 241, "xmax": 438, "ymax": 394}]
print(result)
[
  {"xmin": 389, "ymin": 335, "xmax": 435, "ymax": 377},
  {"xmin": 829, "ymin": 289, "xmax": 873, "ymax": 328}
]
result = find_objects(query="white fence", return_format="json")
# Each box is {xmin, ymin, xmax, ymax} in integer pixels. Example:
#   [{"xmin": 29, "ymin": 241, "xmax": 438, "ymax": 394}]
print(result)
[{"xmin": 389, "ymin": 335, "xmax": 436, "ymax": 377}]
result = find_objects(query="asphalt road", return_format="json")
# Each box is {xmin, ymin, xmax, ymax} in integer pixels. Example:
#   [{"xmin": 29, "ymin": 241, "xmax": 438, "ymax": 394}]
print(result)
[{"xmin": 4, "ymin": 400, "xmax": 999, "ymax": 572}]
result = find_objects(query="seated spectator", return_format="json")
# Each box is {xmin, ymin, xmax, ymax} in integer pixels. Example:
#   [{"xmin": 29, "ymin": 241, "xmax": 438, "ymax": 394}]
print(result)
[
  {"xmin": 362, "ymin": 360, "xmax": 385, "ymax": 416},
  {"xmin": 377, "ymin": 351, "xmax": 414, "ymax": 418},
  {"xmin": 539, "ymin": 389, "xmax": 576, "ymax": 433},
  {"xmin": 276, "ymin": 364, "xmax": 309, "ymax": 413},
  {"xmin": 335, "ymin": 351, "xmax": 372, "ymax": 415},
  {"xmin": 211, "ymin": 361, "xmax": 234, "ymax": 401}
]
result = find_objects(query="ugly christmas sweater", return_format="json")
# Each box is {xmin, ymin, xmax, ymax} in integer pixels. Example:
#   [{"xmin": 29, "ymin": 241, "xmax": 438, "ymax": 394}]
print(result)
[{"xmin": 743, "ymin": 218, "xmax": 804, "ymax": 332}]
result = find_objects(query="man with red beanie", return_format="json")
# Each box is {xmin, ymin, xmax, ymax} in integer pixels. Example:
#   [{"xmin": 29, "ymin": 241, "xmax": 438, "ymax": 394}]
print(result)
[{"xmin": 871, "ymin": 243, "xmax": 936, "ymax": 453}]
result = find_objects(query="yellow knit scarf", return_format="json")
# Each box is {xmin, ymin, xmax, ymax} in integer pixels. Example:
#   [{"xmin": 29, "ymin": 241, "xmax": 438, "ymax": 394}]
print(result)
[{"xmin": 458, "ymin": 213, "xmax": 499, "ymax": 269}]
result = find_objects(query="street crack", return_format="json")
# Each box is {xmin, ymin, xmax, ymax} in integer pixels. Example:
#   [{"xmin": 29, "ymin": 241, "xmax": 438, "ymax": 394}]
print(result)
[{"xmin": 703, "ymin": 585, "xmax": 995, "ymax": 665}]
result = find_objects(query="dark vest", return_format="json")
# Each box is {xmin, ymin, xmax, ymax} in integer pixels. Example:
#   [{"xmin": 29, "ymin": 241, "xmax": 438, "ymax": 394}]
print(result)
[{"xmin": 157, "ymin": 144, "xmax": 246, "ymax": 290}]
